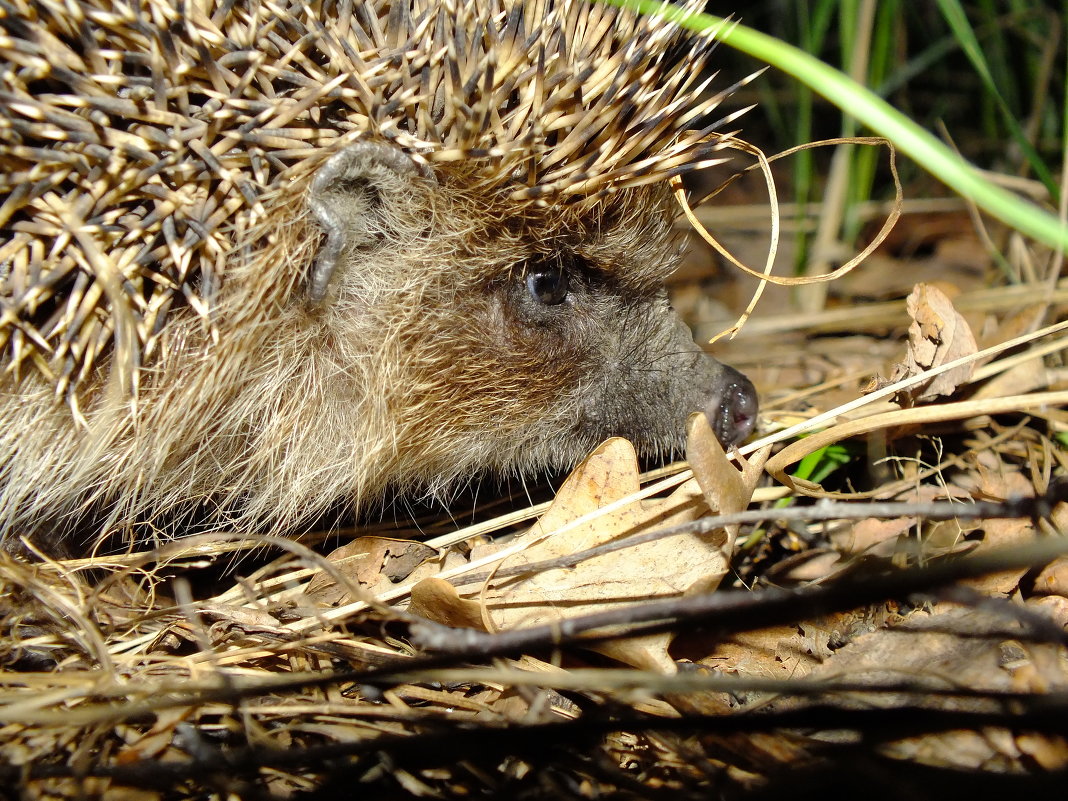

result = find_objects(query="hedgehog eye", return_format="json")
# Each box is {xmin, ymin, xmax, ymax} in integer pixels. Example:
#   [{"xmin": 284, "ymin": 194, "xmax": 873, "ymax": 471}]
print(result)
[{"xmin": 525, "ymin": 265, "xmax": 569, "ymax": 305}]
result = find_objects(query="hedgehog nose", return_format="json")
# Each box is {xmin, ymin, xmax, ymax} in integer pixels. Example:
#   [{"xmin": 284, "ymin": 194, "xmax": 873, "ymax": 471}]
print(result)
[{"xmin": 705, "ymin": 366, "xmax": 758, "ymax": 447}]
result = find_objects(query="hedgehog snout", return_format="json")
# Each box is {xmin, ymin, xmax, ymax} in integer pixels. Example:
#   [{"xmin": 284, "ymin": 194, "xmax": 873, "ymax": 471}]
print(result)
[{"xmin": 704, "ymin": 366, "xmax": 758, "ymax": 447}]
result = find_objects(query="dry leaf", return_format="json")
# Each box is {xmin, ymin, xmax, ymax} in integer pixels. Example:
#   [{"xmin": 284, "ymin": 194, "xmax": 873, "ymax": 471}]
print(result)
[
  {"xmin": 1027, "ymin": 596, "xmax": 1068, "ymax": 632},
  {"xmin": 306, "ymin": 537, "xmax": 436, "ymax": 606},
  {"xmin": 963, "ymin": 466, "xmax": 1040, "ymax": 595},
  {"xmin": 971, "ymin": 358, "xmax": 1049, "ymax": 401},
  {"xmin": 690, "ymin": 609, "xmax": 889, "ymax": 698},
  {"xmin": 890, "ymin": 283, "xmax": 978, "ymax": 402},
  {"xmin": 686, "ymin": 412, "xmax": 762, "ymax": 552},
  {"xmin": 976, "ymin": 302, "xmax": 1047, "ymax": 351},
  {"xmin": 765, "ymin": 549, "xmax": 844, "ymax": 584},
  {"xmin": 411, "ymin": 436, "xmax": 764, "ymax": 671},
  {"xmin": 1034, "ymin": 558, "xmax": 1068, "ymax": 597},
  {"xmin": 798, "ymin": 607, "xmax": 1068, "ymax": 772},
  {"xmin": 842, "ymin": 517, "xmax": 916, "ymax": 554},
  {"xmin": 408, "ymin": 577, "xmax": 483, "ymax": 629}
]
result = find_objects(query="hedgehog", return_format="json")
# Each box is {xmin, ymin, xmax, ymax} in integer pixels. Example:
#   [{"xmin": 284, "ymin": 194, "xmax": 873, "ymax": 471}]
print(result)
[{"xmin": 0, "ymin": 0, "xmax": 758, "ymax": 552}]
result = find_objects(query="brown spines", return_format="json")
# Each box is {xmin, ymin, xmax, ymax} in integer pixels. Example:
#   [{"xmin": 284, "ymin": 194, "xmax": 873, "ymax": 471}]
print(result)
[{"xmin": 0, "ymin": 0, "xmax": 743, "ymax": 404}]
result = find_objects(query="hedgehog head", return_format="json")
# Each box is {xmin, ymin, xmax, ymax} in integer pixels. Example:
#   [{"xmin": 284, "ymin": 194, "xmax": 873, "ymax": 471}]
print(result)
[{"xmin": 0, "ymin": 0, "xmax": 748, "ymax": 404}]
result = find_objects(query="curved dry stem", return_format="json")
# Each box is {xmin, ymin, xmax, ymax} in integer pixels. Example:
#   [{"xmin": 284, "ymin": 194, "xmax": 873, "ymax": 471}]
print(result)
[{"xmin": 677, "ymin": 137, "xmax": 902, "ymax": 295}]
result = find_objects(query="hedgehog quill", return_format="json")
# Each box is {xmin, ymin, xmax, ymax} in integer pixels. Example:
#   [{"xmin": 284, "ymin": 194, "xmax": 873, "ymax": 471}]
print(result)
[{"xmin": 0, "ymin": 0, "xmax": 758, "ymax": 552}]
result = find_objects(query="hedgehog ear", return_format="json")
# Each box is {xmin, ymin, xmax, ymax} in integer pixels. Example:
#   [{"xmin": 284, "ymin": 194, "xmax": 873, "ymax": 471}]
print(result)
[{"xmin": 307, "ymin": 140, "xmax": 433, "ymax": 304}]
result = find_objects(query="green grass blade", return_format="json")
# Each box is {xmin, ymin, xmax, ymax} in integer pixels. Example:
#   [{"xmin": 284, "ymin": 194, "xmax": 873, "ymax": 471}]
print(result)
[
  {"xmin": 934, "ymin": 0, "xmax": 1058, "ymax": 200},
  {"xmin": 604, "ymin": 0, "xmax": 1068, "ymax": 251}
]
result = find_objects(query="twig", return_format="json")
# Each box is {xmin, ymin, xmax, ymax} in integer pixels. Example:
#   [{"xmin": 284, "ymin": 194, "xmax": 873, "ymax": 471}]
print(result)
[
  {"xmin": 12, "ymin": 697, "xmax": 1068, "ymax": 785},
  {"xmin": 450, "ymin": 481, "xmax": 1068, "ymax": 587}
]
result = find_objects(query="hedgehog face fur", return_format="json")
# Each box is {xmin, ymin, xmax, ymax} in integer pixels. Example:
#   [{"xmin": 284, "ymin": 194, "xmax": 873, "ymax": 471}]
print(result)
[{"xmin": 0, "ymin": 0, "xmax": 757, "ymax": 549}]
